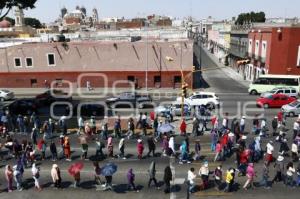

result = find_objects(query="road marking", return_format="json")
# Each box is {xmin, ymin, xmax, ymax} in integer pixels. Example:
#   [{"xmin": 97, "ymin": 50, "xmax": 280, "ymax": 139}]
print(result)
[{"xmin": 170, "ymin": 156, "xmax": 177, "ymax": 199}]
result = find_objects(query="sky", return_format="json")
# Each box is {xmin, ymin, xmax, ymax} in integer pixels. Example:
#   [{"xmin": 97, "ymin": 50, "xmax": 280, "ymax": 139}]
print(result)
[{"xmin": 6, "ymin": 0, "xmax": 300, "ymax": 23}]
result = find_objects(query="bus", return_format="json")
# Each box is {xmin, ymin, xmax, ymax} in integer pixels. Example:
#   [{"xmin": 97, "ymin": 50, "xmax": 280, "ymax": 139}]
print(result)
[{"xmin": 248, "ymin": 75, "xmax": 300, "ymax": 95}]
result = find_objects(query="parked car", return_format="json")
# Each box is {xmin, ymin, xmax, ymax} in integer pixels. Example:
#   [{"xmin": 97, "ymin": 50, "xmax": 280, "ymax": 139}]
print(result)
[
  {"xmin": 177, "ymin": 92, "xmax": 220, "ymax": 109},
  {"xmin": 261, "ymin": 87, "xmax": 298, "ymax": 98},
  {"xmin": 106, "ymin": 92, "xmax": 152, "ymax": 109},
  {"xmin": 281, "ymin": 100, "xmax": 300, "ymax": 117},
  {"xmin": 73, "ymin": 103, "xmax": 106, "ymax": 119},
  {"xmin": 256, "ymin": 93, "xmax": 296, "ymax": 108},
  {"xmin": 4, "ymin": 99, "xmax": 38, "ymax": 115},
  {"xmin": 0, "ymin": 90, "xmax": 14, "ymax": 101},
  {"xmin": 35, "ymin": 89, "xmax": 72, "ymax": 106},
  {"xmin": 154, "ymin": 105, "xmax": 172, "ymax": 117}
]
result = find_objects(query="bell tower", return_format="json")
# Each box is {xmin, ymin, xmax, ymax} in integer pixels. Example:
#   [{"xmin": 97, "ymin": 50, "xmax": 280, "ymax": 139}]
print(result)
[{"xmin": 14, "ymin": 6, "xmax": 25, "ymax": 27}]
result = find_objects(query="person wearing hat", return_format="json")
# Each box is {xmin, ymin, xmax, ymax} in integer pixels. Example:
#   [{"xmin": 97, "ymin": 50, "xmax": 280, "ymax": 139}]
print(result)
[
  {"xmin": 198, "ymin": 161, "xmax": 210, "ymax": 189},
  {"xmin": 272, "ymin": 116, "xmax": 278, "ymax": 136},
  {"xmin": 272, "ymin": 156, "xmax": 285, "ymax": 184}
]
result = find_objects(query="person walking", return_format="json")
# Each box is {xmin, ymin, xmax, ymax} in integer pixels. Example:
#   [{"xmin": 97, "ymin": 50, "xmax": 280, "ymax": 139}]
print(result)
[
  {"xmin": 50, "ymin": 140, "xmax": 58, "ymax": 161},
  {"xmin": 32, "ymin": 163, "xmax": 42, "ymax": 191},
  {"xmin": 272, "ymin": 155, "xmax": 285, "ymax": 184},
  {"xmin": 51, "ymin": 164, "xmax": 61, "ymax": 189},
  {"xmin": 31, "ymin": 127, "xmax": 38, "ymax": 148},
  {"xmin": 286, "ymin": 162, "xmax": 296, "ymax": 187},
  {"xmin": 101, "ymin": 121, "xmax": 108, "ymax": 140},
  {"xmin": 272, "ymin": 116, "xmax": 278, "ymax": 136},
  {"xmin": 16, "ymin": 115, "xmax": 25, "ymax": 134},
  {"xmin": 180, "ymin": 119, "xmax": 187, "ymax": 136},
  {"xmin": 127, "ymin": 118, "xmax": 135, "ymax": 139},
  {"xmin": 210, "ymin": 129, "xmax": 218, "ymax": 152},
  {"xmin": 127, "ymin": 168, "xmax": 139, "ymax": 192},
  {"xmin": 64, "ymin": 137, "xmax": 71, "ymax": 161},
  {"xmin": 194, "ymin": 140, "xmax": 201, "ymax": 161},
  {"xmin": 148, "ymin": 161, "xmax": 159, "ymax": 189},
  {"xmin": 5, "ymin": 165, "xmax": 13, "ymax": 192},
  {"xmin": 265, "ymin": 141, "xmax": 274, "ymax": 166},
  {"xmin": 192, "ymin": 117, "xmax": 199, "ymax": 136},
  {"xmin": 260, "ymin": 162, "xmax": 270, "ymax": 189},
  {"xmin": 243, "ymin": 163, "xmax": 255, "ymax": 190},
  {"xmin": 118, "ymin": 138, "xmax": 126, "ymax": 159},
  {"xmin": 90, "ymin": 116, "xmax": 96, "ymax": 135},
  {"xmin": 187, "ymin": 167, "xmax": 197, "ymax": 193},
  {"xmin": 214, "ymin": 165, "xmax": 223, "ymax": 191},
  {"xmin": 137, "ymin": 139, "xmax": 144, "ymax": 159},
  {"xmin": 13, "ymin": 165, "xmax": 23, "ymax": 191},
  {"xmin": 168, "ymin": 136, "xmax": 176, "ymax": 156},
  {"xmin": 164, "ymin": 166, "xmax": 172, "ymax": 194},
  {"xmin": 114, "ymin": 117, "xmax": 121, "ymax": 139},
  {"xmin": 214, "ymin": 141, "xmax": 222, "ymax": 162},
  {"xmin": 199, "ymin": 161, "xmax": 210, "ymax": 190},
  {"xmin": 147, "ymin": 136, "xmax": 156, "ymax": 157},
  {"xmin": 291, "ymin": 141, "xmax": 299, "ymax": 162},
  {"xmin": 93, "ymin": 162, "xmax": 102, "ymax": 185},
  {"xmin": 73, "ymin": 170, "xmax": 81, "ymax": 188},
  {"xmin": 293, "ymin": 119, "xmax": 300, "ymax": 140},
  {"xmin": 224, "ymin": 168, "xmax": 235, "ymax": 192},
  {"xmin": 107, "ymin": 137, "xmax": 114, "ymax": 158},
  {"xmin": 240, "ymin": 116, "xmax": 246, "ymax": 134},
  {"xmin": 79, "ymin": 135, "xmax": 88, "ymax": 160},
  {"xmin": 78, "ymin": 116, "xmax": 84, "ymax": 135},
  {"xmin": 95, "ymin": 138, "xmax": 104, "ymax": 158}
]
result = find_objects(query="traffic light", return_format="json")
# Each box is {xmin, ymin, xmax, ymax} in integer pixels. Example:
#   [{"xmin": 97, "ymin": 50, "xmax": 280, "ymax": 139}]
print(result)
[{"xmin": 182, "ymin": 83, "xmax": 188, "ymax": 98}]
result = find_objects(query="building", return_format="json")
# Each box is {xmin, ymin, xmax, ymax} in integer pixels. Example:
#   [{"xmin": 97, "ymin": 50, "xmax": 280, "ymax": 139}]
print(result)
[
  {"xmin": 247, "ymin": 25, "xmax": 300, "ymax": 80},
  {"xmin": 0, "ymin": 40, "xmax": 193, "ymax": 88}
]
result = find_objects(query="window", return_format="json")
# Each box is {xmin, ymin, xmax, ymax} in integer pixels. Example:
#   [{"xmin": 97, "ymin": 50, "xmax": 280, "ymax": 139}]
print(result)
[
  {"xmin": 55, "ymin": 79, "xmax": 63, "ymax": 87},
  {"xmin": 248, "ymin": 39, "xmax": 252, "ymax": 53},
  {"xmin": 255, "ymin": 40, "xmax": 260, "ymax": 56},
  {"xmin": 14, "ymin": 57, "xmax": 22, "ymax": 68},
  {"xmin": 154, "ymin": 76, "xmax": 161, "ymax": 83},
  {"xmin": 277, "ymin": 90, "xmax": 284, "ymax": 94},
  {"xmin": 47, "ymin": 53, "xmax": 56, "ymax": 66},
  {"xmin": 25, "ymin": 57, "xmax": 33, "ymax": 67},
  {"xmin": 174, "ymin": 76, "xmax": 181, "ymax": 83},
  {"xmin": 261, "ymin": 41, "xmax": 267, "ymax": 58},
  {"xmin": 297, "ymin": 46, "xmax": 300, "ymax": 67},
  {"xmin": 292, "ymin": 90, "xmax": 297, "ymax": 94},
  {"xmin": 127, "ymin": 76, "xmax": 135, "ymax": 82},
  {"xmin": 285, "ymin": 90, "xmax": 291, "ymax": 94},
  {"xmin": 30, "ymin": 79, "xmax": 37, "ymax": 87}
]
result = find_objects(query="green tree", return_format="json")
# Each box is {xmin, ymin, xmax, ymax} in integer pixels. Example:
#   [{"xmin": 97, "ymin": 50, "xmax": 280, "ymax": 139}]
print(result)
[
  {"xmin": 24, "ymin": 17, "xmax": 42, "ymax": 28},
  {"xmin": 0, "ymin": 0, "xmax": 37, "ymax": 20},
  {"xmin": 3, "ymin": 16, "xmax": 15, "ymax": 25},
  {"xmin": 235, "ymin": 11, "xmax": 266, "ymax": 25}
]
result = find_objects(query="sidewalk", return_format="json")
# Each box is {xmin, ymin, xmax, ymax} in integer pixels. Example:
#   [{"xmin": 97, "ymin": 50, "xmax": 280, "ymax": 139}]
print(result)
[
  {"xmin": 1, "ymin": 87, "xmax": 182, "ymax": 97},
  {"xmin": 202, "ymin": 47, "xmax": 251, "ymax": 88}
]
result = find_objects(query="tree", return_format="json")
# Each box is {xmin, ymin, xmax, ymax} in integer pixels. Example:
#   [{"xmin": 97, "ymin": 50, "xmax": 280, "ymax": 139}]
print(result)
[
  {"xmin": 0, "ymin": 0, "xmax": 37, "ymax": 20},
  {"xmin": 24, "ymin": 17, "xmax": 42, "ymax": 28},
  {"xmin": 3, "ymin": 16, "xmax": 15, "ymax": 25},
  {"xmin": 235, "ymin": 11, "xmax": 266, "ymax": 25}
]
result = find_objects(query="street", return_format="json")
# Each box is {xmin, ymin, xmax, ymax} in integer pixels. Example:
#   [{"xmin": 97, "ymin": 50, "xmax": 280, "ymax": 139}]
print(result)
[{"xmin": 0, "ymin": 46, "xmax": 300, "ymax": 199}]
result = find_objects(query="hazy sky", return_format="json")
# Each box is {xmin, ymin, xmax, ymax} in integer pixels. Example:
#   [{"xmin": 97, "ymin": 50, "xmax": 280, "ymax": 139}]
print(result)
[{"xmin": 7, "ymin": 0, "xmax": 300, "ymax": 23}]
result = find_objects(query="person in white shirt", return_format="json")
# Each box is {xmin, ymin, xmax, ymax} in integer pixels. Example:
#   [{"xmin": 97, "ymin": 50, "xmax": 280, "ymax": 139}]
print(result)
[
  {"xmin": 187, "ymin": 168, "xmax": 197, "ymax": 193},
  {"xmin": 260, "ymin": 119, "xmax": 267, "ymax": 137},
  {"xmin": 291, "ymin": 141, "xmax": 299, "ymax": 162},
  {"xmin": 293, "ymin": 120, "xmax": 300, "ymax": 139},
  {"xmin": 199, "ymin": 161, "xmax": 210, "ymax": 189},
  {"xmin": 286, "ymin": 162, "xmax": 295, "ymax": 187},
  {"xmin": 266, "ymin": 141, "xmax": 274, "ymax": 166},
  {"xmin": 78, "ymin": 116, "xmax": 84, "ymax": 135},
  {"xmin": 240, "ymin": 116, "xmax": 246, "ymax": 134}
]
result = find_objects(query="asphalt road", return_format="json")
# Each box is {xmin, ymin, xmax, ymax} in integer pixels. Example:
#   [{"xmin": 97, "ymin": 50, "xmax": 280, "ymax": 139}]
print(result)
[{"xmin": 0, "ymin": 46, "xmax": 300, "ymax": 199}]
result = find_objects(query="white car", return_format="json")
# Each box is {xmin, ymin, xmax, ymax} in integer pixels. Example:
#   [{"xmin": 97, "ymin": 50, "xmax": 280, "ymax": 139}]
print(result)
[
  {"xmin": 281, "ymin": 100, "xmax": 300, "ymax": 117},
  {"xmin": 0, "ymin": 90, "xmax": 14, "ymax": 101},
  {"xmin": 177, "ymin": 92, "xmax": 220, "ymax": 109},
  {"xmin": 261, "ymin": 87, "xmax": 298, "ymax": 98}
]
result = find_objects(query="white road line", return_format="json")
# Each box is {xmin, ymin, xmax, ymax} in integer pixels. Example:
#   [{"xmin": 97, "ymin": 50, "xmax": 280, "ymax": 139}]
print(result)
[{"xmin": 170, "ymin": 156, "xmax": 177, "ymax": 199}]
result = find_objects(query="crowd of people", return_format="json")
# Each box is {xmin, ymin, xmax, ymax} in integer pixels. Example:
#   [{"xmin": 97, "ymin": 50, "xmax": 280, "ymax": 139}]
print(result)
[{"xmin": 1, "ymin": 105, "xmax": 300, "ymax": 195}]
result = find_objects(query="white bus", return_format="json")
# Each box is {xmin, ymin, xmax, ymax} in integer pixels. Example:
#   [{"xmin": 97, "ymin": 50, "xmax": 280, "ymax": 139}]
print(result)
[{"xmin": 248, "ymin": 75, "xmax": 300, "ymax": 95}]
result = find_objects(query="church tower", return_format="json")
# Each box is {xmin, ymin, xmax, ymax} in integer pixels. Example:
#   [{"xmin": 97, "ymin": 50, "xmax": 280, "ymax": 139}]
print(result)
[
  {"xmin": 14, "ymin": 6, "xmax": 25, "ymax": 27},
  {"xmin": 92, "ymin": 8, "xmax": 99, "ymax": 23}
]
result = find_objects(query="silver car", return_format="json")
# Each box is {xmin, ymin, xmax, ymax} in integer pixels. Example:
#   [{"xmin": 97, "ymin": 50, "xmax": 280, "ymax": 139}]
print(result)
[
  {"xmin": 281, "ymin": 100, "xmax": 300, "ymax": 117},
  {"xmin": 0, "ymin": 90, "xmax": 14, "ymax": 102}
]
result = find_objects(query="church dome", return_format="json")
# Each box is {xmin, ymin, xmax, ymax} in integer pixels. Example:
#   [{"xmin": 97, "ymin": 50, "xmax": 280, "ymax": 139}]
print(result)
[{"xmin": 0, "ymin": 19, "xmax": 11, "ymax": 28}]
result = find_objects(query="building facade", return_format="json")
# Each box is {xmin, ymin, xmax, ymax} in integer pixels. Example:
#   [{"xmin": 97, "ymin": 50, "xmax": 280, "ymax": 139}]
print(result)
[
  {"xmin": 0, "ymin": 40, "xmax": 193, "ymax": 88},
  {"xmin": 248, "ymin": 25, "xmax": 300, "ymax": 80}
]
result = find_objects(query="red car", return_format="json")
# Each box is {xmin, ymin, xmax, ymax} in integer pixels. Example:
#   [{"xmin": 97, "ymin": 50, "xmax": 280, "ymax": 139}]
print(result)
[{"xmin": 256, "ymin": 93, "xmax": 296, "ymax": 108}]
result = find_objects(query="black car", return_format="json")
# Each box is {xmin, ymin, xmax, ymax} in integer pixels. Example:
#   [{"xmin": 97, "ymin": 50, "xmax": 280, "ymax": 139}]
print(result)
[
  {"xmin": 35, "ymin": 89, "xmax": 72, "ymax": 106},
  {"xmin": 4, "ymin": 99, "xmax": 38, "ymax": 115},
  {"xmin": 105, "ymin": 92, "xmax": 152, "ymax": 109},
  {"xmin": 72, "ymin": 103, "xmax": 106, "ymax": 119}
]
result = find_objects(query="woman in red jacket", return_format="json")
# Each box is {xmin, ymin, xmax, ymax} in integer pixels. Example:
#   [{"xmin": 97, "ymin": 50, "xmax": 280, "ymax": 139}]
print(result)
[
  {"xmin": 64, "ymin": 137, "xmax": 71, "ymax": 161},
  {"xmin": 137, "ymin": 139, "xmax": 144, "ymax": 159},
  {"xmin": 180, "ymin": 119, "xmax": 187, "ymax": 136}
]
